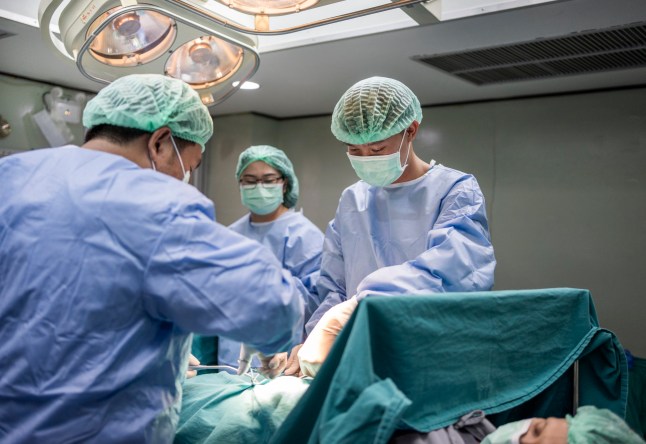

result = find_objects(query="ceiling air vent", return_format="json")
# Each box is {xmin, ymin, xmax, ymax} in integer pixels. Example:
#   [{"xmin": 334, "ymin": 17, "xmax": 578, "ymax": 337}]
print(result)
[{"xmin": 413, "ymin": 22, "xmax": 646, "ymax": 85}]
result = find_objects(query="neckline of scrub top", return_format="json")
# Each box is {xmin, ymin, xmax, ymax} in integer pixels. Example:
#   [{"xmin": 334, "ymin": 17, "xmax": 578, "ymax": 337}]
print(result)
[
  {"xmin": 382, "ymin": 159, "xmax": 437, "ymax": 189},
  {"xmin": 249, "ymin": 208, "xmax": 298, "ymax": 227},
  {"xmin": 79, "ymin": 146, "xmax": 140, "ymax": 169},
  {"xmin": 82, "ymin": 147, "xmax": 191, "ymax": 186}
]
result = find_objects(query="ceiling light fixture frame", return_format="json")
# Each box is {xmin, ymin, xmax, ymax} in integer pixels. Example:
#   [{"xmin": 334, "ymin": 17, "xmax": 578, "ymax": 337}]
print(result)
[
  {"xmin": 39, "ymin": 0, "xmax": 261, "ymax": 106},
  {"xmin": 171, "ymin": 0, "xmax": 432, "ymax": 35}
]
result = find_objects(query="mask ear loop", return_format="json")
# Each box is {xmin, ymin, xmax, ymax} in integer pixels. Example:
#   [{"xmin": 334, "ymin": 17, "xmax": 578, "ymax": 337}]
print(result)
[
  {"xmin": 399, "ymin": 130, "xmax": 412, "ymax": 170},
  {"xmin": 170, "ymin": 135, "xmax": 191, "ymax": 184},
  {"xmin": 170, "ymin": 136, "xmax": 187, "ymax": 176}
]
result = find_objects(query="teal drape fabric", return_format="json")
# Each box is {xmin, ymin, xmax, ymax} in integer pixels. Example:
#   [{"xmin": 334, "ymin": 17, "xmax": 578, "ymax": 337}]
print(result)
[
  {"xmin": 271, "ymin": 288, "xmax": 628, "ymax": 444},
  {"xmin": 626, "ymin": 357, "xmax": 646, "ymax": 438},
  {"xmin": 175, "ymin": 373, "xmax": 311, "ymax": 444},
  {"xmin": 191, "ymin": 335, "xmax": 218, "ymax": 365}
]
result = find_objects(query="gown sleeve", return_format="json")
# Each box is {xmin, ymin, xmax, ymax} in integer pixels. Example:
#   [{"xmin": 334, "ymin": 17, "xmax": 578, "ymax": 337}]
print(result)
[
  {"xmin": 306, "ymin": 217, "xmax": 347, "ymax": 335},
  {"xmin": 355, "ymin": 177, "xmax": 496, "ymax": 300},
  {"xmin": 143, "ymin": 205, "xmax": 304, "ymax": 356},
  {"xmin": 282, "ymin": 220, "xmax": 325, "ymax": 330},
  {"xmin": 307, "ymin": 176, "xmax": 496, "ymax": 335}
]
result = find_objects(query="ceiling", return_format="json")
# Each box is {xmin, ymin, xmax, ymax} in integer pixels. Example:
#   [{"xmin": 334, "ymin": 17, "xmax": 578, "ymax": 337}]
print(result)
[{"xmin": 1, "ymin": 0, "xmax": 646, "ymax": 118}]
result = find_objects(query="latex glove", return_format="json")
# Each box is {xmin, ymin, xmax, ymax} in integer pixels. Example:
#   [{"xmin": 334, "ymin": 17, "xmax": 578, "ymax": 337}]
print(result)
[
  {"xmin": 238, "ymin": 344, "xmax": 287, "ymax": 379},
  {"xmin": 258, "ymin": 352, "xmax": 287, "ymax": 379},
  {"xmin": 298, "ymin": 296, "xmax": 358, "ymax": 378},
  {"xmin": 237, "ymin": 343, "xmax": 256, "ymax": 376},
  {"xmin": 284, "ymin": 343, "xmax": 304, "ymax": 377},
  {"xmin": 186, "ymin": 353, "xmax": 200, "ymax": 379}
]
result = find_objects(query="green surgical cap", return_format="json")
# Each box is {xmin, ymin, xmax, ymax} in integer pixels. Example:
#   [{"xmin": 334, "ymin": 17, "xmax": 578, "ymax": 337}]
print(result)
[
  {"xmin": 83, "ymin": 74, "xmax": 213, "ymax": 152},
  {"xmin": 331, "ymin": 76, "xmax": 423, "ymax": 145},
  {"xmin": 567, "ymin": 406, "xmax": 645, "ymax": 444},
  {"xmin": 235, "ymin": 145, "xmax": 299, "ymax": 208}
]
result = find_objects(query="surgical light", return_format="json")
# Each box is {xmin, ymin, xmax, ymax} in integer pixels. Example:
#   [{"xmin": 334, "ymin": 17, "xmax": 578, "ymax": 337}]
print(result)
[
  {"xmin": 86, "ymin": 8, "xmax": 176, "ymax": 67},
  {"xmin": 165, "ymin": 35, "xmax": 243, "ymax": 88},
  {"xmin": 218, "ymin": 0, "xmax": 321, "ymax": 16},
  {"xmin": 38, "ymin": 0, "xmax": 260, "ymax": 106}
]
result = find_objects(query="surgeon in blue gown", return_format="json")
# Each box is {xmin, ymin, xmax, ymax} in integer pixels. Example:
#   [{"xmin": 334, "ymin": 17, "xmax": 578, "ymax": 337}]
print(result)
[
  {"xmin": 294, "ymin": 76, "xmax": 496, "ymax": 376},
  {"xmin": 0, "ymin": 75, "xmax": 303, "ymax": 443},
  {"xmin": 211, "ymin": 145, "xmax": 324, "ymax": 372}
]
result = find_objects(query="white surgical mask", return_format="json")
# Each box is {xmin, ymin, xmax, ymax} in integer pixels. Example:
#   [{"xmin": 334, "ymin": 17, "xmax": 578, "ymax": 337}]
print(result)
[{"xmin": 347, "ymin": 131, "xmax": 410, "ymax": 187}]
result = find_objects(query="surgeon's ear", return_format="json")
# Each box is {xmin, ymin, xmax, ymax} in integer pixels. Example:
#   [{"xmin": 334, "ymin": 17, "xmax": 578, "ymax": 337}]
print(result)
[
  {"xmin": 148, "ymin": 127, "xmax": 173, "ymax": 162},
  {"xmin": 407, "ymin": 120, "xmax": 420, "ymax": 142}
]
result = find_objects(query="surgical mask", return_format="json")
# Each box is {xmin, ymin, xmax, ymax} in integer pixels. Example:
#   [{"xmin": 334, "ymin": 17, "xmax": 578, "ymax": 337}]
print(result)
[
  {"xmin": 240, "ymin": 184, "xmax": 283, "ymax": 215},
  {"xmin": 170, "ymin": 136, "xmax": 190, "ymax": 184},
  {"xmin": 149, "ymin": 136, "xmax": 190, "ymax": 184},
  {"xmin": 347, "ymin": 131, "xmax": 410, "ymax": 187},
  {"xmin": 482, "ymin": 419, "xmax": 532, "ymax": 444}
]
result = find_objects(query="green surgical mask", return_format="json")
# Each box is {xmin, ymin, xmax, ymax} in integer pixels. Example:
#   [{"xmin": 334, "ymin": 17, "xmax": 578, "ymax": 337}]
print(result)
[
  {"xmin": 240, "ymin": 184, "xmax": 284, "ymax": 215},
  {"xmin": 482, "ymin": 419, "xmax": 532, "ymax": 444},
  {"xmin": 347, "ymin": 131, "xmax": 410, "ymax": 187}
]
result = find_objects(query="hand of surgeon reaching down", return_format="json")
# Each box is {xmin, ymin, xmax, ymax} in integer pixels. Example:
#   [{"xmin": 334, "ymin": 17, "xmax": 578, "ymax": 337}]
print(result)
[
  {"xmin": 186, "ymin": 354, "xmax": 200, "ymax": 379},
  {"xmin": 284, "ymin": 344, "xmax": 304, "ymax": 377},
  {"xmin": 237, "ymin": 344, "xmax": 288, "ymax": 379},
  {"xmin": 297, "ymin": 296, "xmax": 358, "ymax": 377}
]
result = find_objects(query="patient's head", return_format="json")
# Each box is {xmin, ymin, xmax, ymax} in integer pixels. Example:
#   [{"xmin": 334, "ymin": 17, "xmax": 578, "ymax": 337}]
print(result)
[
  {"xmin": 483, "ymin": 406, "xmax": 644, "ymax": 444},
  {"xmin": 512, "ymin": 417, "xmax": 568, "ymax": 444}
]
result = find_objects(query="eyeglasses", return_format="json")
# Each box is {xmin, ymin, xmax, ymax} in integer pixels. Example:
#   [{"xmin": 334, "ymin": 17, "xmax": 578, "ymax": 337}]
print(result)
[{"xmin": 239, "ymin": 175, "xmax": 284, "ymax": 189}]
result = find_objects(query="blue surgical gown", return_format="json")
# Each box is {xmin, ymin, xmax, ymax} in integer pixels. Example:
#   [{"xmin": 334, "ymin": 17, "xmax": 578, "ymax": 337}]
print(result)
[
  {"xmin": 217, "ymin": 210, "xmax": 324, "ymax": 368},
  {"xmin": 306, "ymin": 163, "xmax": 496, "ymax": 334},
  {"xmin": 0, "ymin": 146, "xmax": 303, "ymax": 444}
]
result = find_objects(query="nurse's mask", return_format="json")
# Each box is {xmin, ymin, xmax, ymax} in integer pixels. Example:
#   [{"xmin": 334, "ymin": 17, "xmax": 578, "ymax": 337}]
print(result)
[{"xmin": 240, "ymin": 183, "xmax": 284, "ymax": 215}]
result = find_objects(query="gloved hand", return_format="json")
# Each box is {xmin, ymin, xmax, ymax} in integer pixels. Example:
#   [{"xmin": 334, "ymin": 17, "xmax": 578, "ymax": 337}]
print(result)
[
  {"xmin": 298, "ymin": 296, "xmax": 358, "ymax": 378},
  {"xmin": 237, "ymin": 344, "xmax": 287, "ymax": 379},
  {"xmin": 237, "ymin": 343, "xmax": 256, "ymax": 376},
  {"xmin": 186, "ymin": 353, "xmax": 200, "ymax": 379},
  {"xmin": 258, "ymin": 352, "xmax": 287, "ymax": 379},
  {"xmin": 284, "ymin": 343, "xmax": 304, "ymax": 377}
]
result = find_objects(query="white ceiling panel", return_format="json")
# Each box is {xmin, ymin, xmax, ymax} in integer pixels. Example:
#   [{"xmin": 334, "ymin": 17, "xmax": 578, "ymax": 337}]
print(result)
[{"xmin": 0, "ymin": 0, "xmax": 645, "ymax": 118}]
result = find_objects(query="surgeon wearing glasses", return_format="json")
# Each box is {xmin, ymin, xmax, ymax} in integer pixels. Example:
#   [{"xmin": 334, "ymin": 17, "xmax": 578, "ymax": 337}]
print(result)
[
  {"xmin": 193, "ymin": 145, "xmax": 324, "ymax": 378},
  {"xmin": 292, "ymin": 77, "xmax": 497, "ymax": 377}
]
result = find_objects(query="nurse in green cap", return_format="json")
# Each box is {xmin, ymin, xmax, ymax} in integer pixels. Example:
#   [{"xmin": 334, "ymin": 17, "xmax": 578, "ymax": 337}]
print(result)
[{"xmin": 210, "ymin": 145, "xmax": 324, "ymax": 374}]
